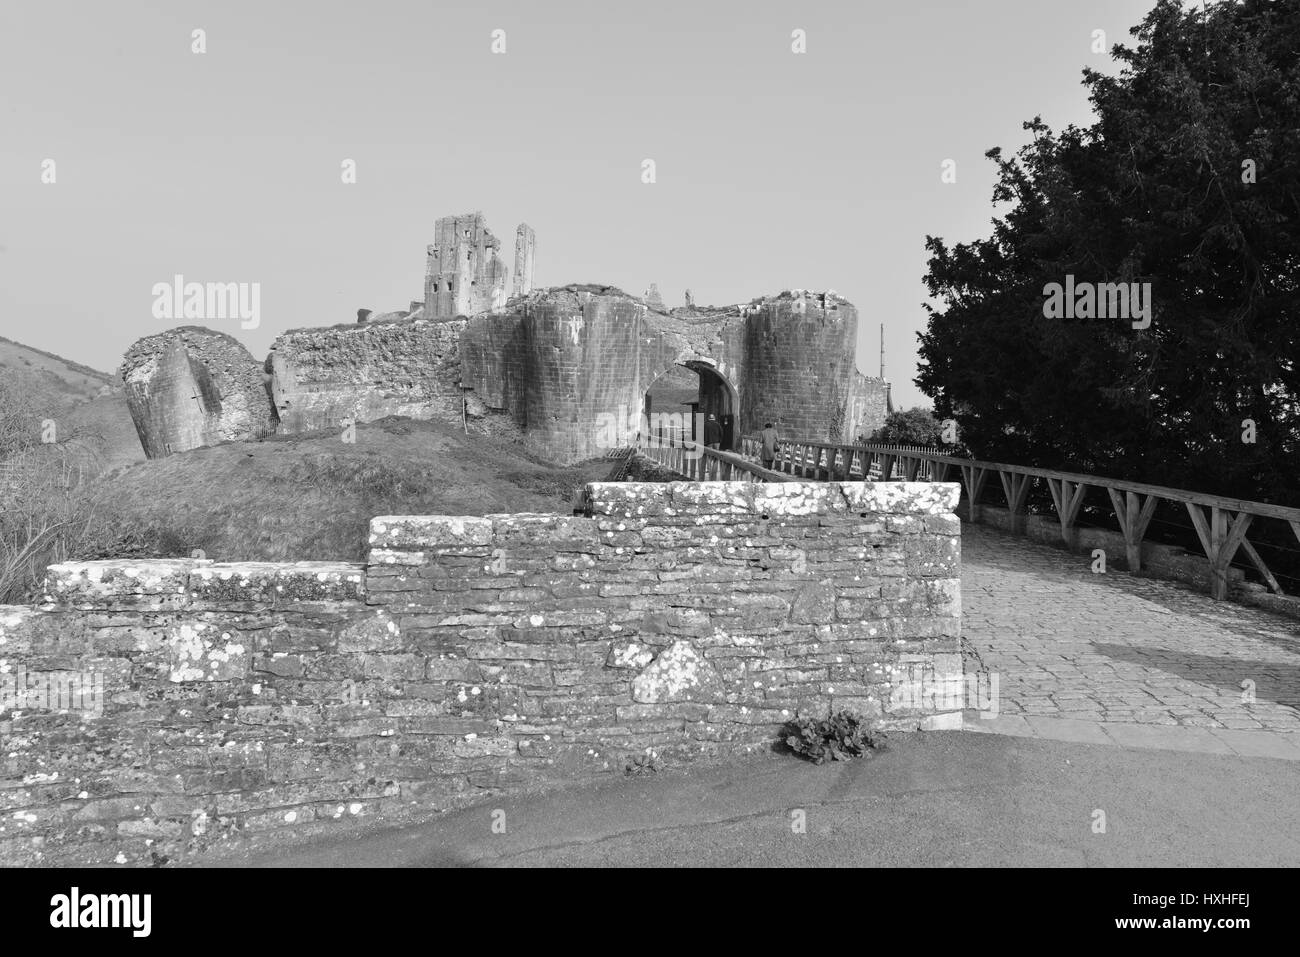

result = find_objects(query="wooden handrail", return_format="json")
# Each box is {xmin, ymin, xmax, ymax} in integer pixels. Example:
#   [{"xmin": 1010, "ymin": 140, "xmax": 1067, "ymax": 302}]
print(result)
[
  {"xmin": 739, "ymin": 434, "xmax": 1300, "ymax": 523},
  {"xmin": 737, "ymin": 432, "xmax": 1300, "ymax": 602},
  {"xmin": 635, "ymin": 439, "xmax": 796, "ymax": 483}
]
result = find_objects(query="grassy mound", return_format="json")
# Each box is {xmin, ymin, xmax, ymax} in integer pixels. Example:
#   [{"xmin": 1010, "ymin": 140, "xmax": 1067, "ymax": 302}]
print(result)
[{"xmin": 88, "ymin": 417, "xmax": 615, "ymax": 565}]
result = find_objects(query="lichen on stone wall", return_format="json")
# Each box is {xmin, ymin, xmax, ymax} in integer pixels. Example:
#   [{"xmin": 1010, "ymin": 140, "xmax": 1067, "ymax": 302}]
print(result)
[
  {"xmin": 631, "ymin": 640, "xmax": 725, "ymax": 703},
  {"xmin": 0, "ymin": 479, "xmax": 960, "ymax": 866}
]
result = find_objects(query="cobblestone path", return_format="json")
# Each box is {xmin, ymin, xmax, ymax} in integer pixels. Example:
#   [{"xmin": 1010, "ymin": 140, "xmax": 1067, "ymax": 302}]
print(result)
[{"xmin": 960, "ymin": 523, "xmax": 1300, "ymax": 755}]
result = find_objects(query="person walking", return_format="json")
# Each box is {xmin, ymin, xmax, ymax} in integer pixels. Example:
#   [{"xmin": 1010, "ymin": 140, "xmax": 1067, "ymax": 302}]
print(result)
[
  {"xmin": 759, "ymin": 422, "xmax": 780, "ymax": 470},
  {"xmin": 703, "ymin": 413, "xmax": 723, "ymax": 450}
]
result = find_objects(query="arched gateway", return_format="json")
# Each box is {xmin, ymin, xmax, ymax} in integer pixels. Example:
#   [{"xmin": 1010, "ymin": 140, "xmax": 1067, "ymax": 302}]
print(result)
[{"xmin": 644, "ymin": 358, "xmax": 741, "ymax": 452}]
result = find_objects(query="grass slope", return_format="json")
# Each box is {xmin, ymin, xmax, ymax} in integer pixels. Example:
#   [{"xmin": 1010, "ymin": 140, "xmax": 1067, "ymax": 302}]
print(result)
[
  {"xmin": 0, "ymin": 336, "xmax": 144, "ymax": 471},
  {"xmin": 93, "ymin": 417, "xmax": 618, "ymax": 563}
]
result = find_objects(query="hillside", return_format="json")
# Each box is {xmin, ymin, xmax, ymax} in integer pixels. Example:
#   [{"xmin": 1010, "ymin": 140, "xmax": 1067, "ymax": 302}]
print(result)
[
  {"xmin": 0, "ymin": 334, "xmax": 114, "ymax": 404},
  {"xmin": 87, "ymin": 417, "xmax": 619, "ymax": 564},
  {"xmin": 0, "ymin": 336, "xmax": 144, "ymax": 471}
]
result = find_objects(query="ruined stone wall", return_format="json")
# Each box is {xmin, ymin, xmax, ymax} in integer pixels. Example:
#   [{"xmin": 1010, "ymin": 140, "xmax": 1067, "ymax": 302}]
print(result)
[
  {"xmin": 120, "ymin": 327, "xmax": 276, "ymax": 459},
  {"xmin": 739, "ymin": 292, "xmax": 866, "ymax": 443},
  {"xmin": 460, "ymin": 287, "xmax": 691, "ymax": 462},
  {"xmin": 267, "ymin": 319, "xmax": 468, "ymax": 434},
  {"xmin": 455, "ymin": 287, "xmax": 892, "ymax": 463},
  {"xmin": 188, "ymin": 285, "xmax": 892, "ymax": 466},
  {"xmin": 456, "ymin": 312, "xmax": 528, "ymax": 419},
  {"xmin": 0, "ymin": 481, "xmax": 960, "ymax": 865},
  {"xmin": 846, "ymin": 374, "xmax": 892, "ymax": 442},
  {"xmin": 119, "ymin": 207, "xmax": 890, "ymax": 462}
]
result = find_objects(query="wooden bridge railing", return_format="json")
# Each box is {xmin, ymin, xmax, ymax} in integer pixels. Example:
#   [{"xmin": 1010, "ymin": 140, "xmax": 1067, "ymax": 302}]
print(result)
[
  {"xmin": 740, "ymin": 434, "xmax": 1300, "ymax": 602},
  {"xmin": 739, "ymin": 435, "xmax": 935, "ymax": 482},
  {"xmin": 636, "ymin": 440, "xmax": 796, "ymax": 483}
]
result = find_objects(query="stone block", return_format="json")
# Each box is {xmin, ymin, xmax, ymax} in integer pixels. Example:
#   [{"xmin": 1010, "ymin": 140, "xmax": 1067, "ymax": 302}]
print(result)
[
  {"xmin": 631, "ymin": 641, "xmax": 726, "ymax": 704},
  {"xmin": 163, "ymin": 622, "xmax": 250, "ymax": 682},
  {"xmin": 790, "ymin": 580, "xmax": 837, "ymax": 624},
  {"xmin": 337, "ymin": 610, "xmax": 402, "ymax": 652},
  {"xmin": 43, "ymin": 561, "xmax": 194, "ymax": 609},
  {"xmin": 370, "ymin": 516, "xmax": 494, "ymax": 549},
  {"xmin": 839, "ymin": 482, "xmax": 961, "ymax": 515}
]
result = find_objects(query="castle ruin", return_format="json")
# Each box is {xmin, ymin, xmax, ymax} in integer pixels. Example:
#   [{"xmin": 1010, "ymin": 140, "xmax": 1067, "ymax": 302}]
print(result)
[
  {"xmin": 419, "ymin": 212, "xmax": 535, "ymax": 321},
  {"xmin": 119, "ymin": 327, "xmax": 275, "ymax": 458},
  {"xmin": 121, "ymin": 213, "xmax": 891, "ymax": 461}
]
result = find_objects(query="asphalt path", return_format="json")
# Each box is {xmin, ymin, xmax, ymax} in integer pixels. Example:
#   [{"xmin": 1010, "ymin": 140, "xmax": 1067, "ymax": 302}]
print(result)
[{"xmin": 209, "ymin": 731, "xmax": 1300, "ymax": 867}]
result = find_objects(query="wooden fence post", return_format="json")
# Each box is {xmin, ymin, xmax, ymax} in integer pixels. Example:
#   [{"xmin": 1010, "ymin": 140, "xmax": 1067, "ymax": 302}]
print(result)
[
  {"xmin": 1107, "ymin": 488, "xmax": 1159, "ymax": 572},
  {"xmin": 999, "ymin": 471, "xmax": 1033, "ymax": 535},
  {"xmin": 1046, "ymin": 478, "xmax": 1088, "ymax": 549},
  {"xmin": 959, "ymin": 464, "xmax": 989, "ymax": 523},
  {"xmin": 1186, "ymin": 504, "xmax": 1253, "ymax": 600}
]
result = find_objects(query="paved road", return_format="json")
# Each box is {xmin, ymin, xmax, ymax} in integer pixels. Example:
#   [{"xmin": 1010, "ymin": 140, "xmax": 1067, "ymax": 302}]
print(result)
[
  {"xmin": 215, "ymin": 731, "xmax": 1300, "ymax": 867},
  {"xmin": 961, "ymin": 523, "xmax": 1300, "ymax": 754}
]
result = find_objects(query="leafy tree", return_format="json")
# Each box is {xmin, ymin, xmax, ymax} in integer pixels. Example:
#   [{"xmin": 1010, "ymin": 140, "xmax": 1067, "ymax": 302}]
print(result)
[
  {"xmin": 868, "ymin": 407, "xmax": 943, "ymax": 446},
  {"xmin": 917, "ymin": 0, "xmax": 1300, "ymax": 504}
]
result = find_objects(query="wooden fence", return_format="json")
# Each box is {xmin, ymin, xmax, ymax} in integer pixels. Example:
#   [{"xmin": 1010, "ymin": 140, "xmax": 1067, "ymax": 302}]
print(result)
[
  {"xmin": 636, "ymin": 440, "xmax": 795, "ymax": 483},
  {"xmin": 738, "ymin": 435, "xmax": 1300, "ymax": 602}
]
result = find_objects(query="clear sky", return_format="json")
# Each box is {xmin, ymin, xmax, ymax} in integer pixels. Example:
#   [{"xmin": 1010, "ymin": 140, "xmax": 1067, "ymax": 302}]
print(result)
[{"xmin": 1, "ymin": 0, "xmax": 1157, "ymax": 410}]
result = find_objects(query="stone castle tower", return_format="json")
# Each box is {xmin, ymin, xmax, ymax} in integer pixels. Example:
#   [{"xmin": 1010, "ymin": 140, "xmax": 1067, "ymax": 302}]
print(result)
[
  {"xmin": 423, "ymin": 212, "xmax": 535, "ymax": 320},
  {"xmin": 513, "ymin": 223, "xmax": 536, "ymax": 299}
]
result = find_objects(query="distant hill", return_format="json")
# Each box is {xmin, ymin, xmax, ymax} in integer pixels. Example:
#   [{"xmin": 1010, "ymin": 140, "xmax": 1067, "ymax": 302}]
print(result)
[{"xmin": 0, "ymin": 336, "xmax": 144, "ymax": 472}]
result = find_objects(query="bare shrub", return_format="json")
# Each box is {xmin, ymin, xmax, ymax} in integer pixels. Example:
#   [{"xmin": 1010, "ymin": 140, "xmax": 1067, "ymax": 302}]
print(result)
[{"xmin": 0, "ymin": 381, "xmax": 107, "ymax": 603}]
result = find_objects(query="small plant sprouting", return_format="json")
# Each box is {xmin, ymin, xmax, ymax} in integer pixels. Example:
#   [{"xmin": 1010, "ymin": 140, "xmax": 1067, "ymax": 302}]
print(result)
[
  {"xmin": 625, "ymin": 749, "xmax": 662, "ymax": 775},
  {"xmin": 783, "ymin": 710, "xmax": 887, "ymax": 765}
]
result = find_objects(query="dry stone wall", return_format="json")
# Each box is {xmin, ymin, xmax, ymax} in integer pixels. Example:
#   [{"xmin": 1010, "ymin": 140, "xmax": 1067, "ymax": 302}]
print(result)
[{"xmin": 0, "ymin": 480, "xmax": 960, "ymax": 865}]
